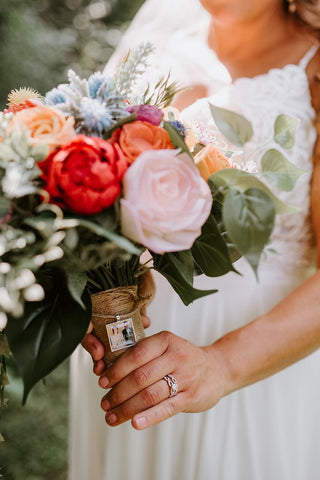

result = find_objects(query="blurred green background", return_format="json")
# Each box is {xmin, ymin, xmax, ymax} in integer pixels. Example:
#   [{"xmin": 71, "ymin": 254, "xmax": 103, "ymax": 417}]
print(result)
[
  {"xmin": 0, "ymin": 0, "xmax": 144, "ymax": 478},
  {"xmin": 0, "ymin": 0, "xmax": 144, "ymax": 109}
]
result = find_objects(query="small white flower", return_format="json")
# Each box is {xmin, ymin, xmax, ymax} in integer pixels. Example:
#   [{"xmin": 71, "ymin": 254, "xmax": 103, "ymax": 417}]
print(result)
[{"xmin": 23, "ymin": 284, "xmax": 45, "ymax": 302}]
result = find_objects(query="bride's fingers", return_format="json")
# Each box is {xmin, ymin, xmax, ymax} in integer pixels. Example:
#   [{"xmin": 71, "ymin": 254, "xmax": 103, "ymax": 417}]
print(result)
[
  {"xmin": 101, "ymin": 354, "xmax": 173, "ymax": 408},
  {"xmin": 82, "ymin": 333, "xmax": 105, "ymax": 361},
  {"xmin": 93, "ymin": 359, "xmax": 106, "ymax": 376},
  {"xmin": 99, "ymin": 331, "xmax": 171, "ymax": 388},
  {"xmin": 132, "ymin": 392, "xmax": 188, "ymax": 430},
  {"xmin": 141, "ymin": 313, "xmax": 151, "ymax": 329},
  {"xmin": 102, "ymin": 376, "xmax": 182, "ymax": 427}
]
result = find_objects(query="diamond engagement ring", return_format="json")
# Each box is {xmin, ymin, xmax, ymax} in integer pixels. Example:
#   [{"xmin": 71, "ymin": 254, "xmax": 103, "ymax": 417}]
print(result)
[{"xmin": 163, "ymin": 374, "xmax": 178, "ymax": 398}]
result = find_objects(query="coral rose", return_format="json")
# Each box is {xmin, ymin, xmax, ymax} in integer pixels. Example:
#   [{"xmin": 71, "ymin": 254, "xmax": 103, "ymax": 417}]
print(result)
[
  {"xmin": 3, "ymin": 100, "xmax": 38, "ymax": 115},
  {"xmin": 39, "ymin": 135, "xmax": 128, "ymax": 215},
  {"xmin": 195, "ymin": 144, "xmax": 231, "ymax": 181},
  {"xmin": 112, "ymin": 121, "xmax": 174, "ymax": 164},
  {"xmin": 120, "ymin": 149, "xmax": 212, "ymax": 254},
  {"xmin": 7, "ymin": 106, "xmax": 75, "ymax": 152}
]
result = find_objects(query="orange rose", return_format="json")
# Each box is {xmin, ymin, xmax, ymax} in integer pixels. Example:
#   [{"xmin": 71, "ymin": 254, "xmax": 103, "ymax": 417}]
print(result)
[
  {"xmin": 112, "ymin": 121, "xmax": 174, "ymax": 164},
  {"xmin": 195, "ymin": 144, "xmax": 231, "ymax": 181},
  {"xmin": 7, "ymin": 106, "xmax": 75, "ymax": 152}
]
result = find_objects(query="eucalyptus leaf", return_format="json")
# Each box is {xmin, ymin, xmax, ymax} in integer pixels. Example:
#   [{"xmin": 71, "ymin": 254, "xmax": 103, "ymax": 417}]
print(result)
[
  {"xmin": 31, "ymin": 143, "xmax": 49, "ymax": 162},
  {"xmin": 0, "ymin": 197, "xmax": 11, "ymax": 218},
  {"xmin": 12, "ymin": 131, "xmax": 30, "ymax": 159},
  {"xmin": 209, "ymin": 104, "xmax": 253, "ymax": 147},
  {"xmin": 222, "ymin": 188, "xmax": 275, "ymax": 274},
  {"xmin": 75, "ymin": 217, "xmax": 141, "ymax": 256},
  {"xmin": 5, "ymin": 268, "xmax": 92, "ymax": 403},
  {"xmin": 209, "ymin": 168, "xmax": 298, "ymax": 214},
  {"xmin": 163, "ymin": 121, "xmax": 194, "ymax": 160},
  {"xmin": 274, "ymin": 114, "xmax": 300, "ymax": 149},
  {"xmin": 192, "ymin": 214, "xmax": 235, "ymax": 277},
  {"xmin": 65, "ymin": 271, "xmax": 88, "ymax": 309},
  {"xmin": 261, "ymin": 149, "xmax": 306, "ymax": 191},
  {"xmin": 0, "ymin": 144, "xmax": 15, "ymax": 161},
  {"xmin": 152, "ymin": 251, "xmax": 217, "ymax": 305}
]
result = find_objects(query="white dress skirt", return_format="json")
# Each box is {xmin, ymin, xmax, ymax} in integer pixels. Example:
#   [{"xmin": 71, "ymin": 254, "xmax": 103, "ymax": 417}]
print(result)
[{"xmin": 68, "ymin": 20, "xmax": 320, "ymax": 480}]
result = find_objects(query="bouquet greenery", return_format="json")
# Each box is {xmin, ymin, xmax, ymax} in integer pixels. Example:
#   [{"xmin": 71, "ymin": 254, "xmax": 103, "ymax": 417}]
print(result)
[{"xmin": 0, "ymin": 45, "xmax": 304, "ymax": 420}]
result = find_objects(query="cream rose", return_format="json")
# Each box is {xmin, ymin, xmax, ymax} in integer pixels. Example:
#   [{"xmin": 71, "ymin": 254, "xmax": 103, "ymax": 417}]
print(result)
[
  {"xmin": 8, "ymin": 106, "xmax": 75, "ymax": 152},
  {"xmin": 120, "ymin": 149, "xmax": 212, "ymax": 254}
]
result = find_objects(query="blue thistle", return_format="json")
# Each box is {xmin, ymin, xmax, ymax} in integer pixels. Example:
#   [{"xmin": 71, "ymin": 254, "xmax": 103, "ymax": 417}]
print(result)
[
  {"xmin": 45, "ymin": 88, "xmax": 67, "ymax": 106},
  {"xmin": 80, "ymin": 98, "xmax": 114, "ymax": 134},
  {"xmin": 88, "ymin": 72, "xmax": 116, "ymax": 100}
]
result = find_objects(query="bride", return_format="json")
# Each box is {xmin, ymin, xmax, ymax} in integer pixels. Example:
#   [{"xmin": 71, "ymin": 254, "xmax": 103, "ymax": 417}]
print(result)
[{"xmin": 69, "ymin": 0, "xmax": 320, "ymax": 479}]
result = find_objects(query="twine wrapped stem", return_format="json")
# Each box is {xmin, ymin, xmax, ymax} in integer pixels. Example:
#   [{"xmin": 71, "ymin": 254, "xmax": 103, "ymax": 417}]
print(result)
[{"xmin": 91, "ymin": 285, "xmax": 151, "ymax": 366}]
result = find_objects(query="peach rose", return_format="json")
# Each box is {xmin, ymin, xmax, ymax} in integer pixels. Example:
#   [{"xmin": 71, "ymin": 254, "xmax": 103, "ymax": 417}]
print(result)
[
  {"xmin": 195, "ymin": 144, "xmax": 231, "ymax": 181},
  {"xmin": 7, "ymin": 106, "xmax": 75, "ymax": 152},
  {"xmin": 113, "ymin": 121, "xmax": 174, "ymax": 164},
  {"xmin": 120, "ymin": 149, "xmax": 212, "ymax": 254}
]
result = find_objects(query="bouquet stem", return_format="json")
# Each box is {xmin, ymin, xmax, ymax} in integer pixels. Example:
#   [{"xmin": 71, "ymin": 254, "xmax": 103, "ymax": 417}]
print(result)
[{"xmin": 91, "ymin": 285, "xmax": 150, "ymax": 366}]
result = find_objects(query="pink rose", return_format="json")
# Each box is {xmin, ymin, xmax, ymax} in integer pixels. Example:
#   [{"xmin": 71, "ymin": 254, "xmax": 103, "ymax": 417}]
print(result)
[{"xmin": 120, "ymin": 149, "xmax": 212, "ymax": 254}]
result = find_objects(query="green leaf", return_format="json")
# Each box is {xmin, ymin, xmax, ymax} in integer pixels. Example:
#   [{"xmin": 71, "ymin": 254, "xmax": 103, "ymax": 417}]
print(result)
[
  {"xmin": 192, "ymin": 214, "xmax": 235, "ymax": 277},
  {"xmin": 209, "ymin": 104, "xmax": 253, "ymax": 147},
  {"xmin": 0, "ymin": 433, "xmax": 4, "ymax": 442},
  {"xmin": 0, "ymin": 334, "xmax": 11, "ymax": 357},
  {"xmin": 223, "ymin": 188, "xmax": 275, "ymax": 274},
  {"xmin": 75, "ymin": 217, "xmax": 141, "ymax": 256},
  {"xmin": 5, "ymin": 268, "xmax": 92, "ymax": 403},
  {"xmin": 274, "ymin": 114, "xmax": 300, "ymax": 149},
  {"xmin": 65, "ymin": 271, "xmax": 88, "ymax": 309},
  {"xmin": 261, "ymin": 149, "xmax": 306, "ymax": 191},
  {"xmin": 163, "ymin": 121, "xmax": 194, "ymax": 160},
  {"xmin": 209, "ymin": 168, "xmax": 298, "ymax": 214},
  {"xmin": 0, "ymin": 197, "xmax": 11, "ymax": 218},
  {"xmin": 152, "ymin": 251, "xmax": 217, "ymax": 306}
]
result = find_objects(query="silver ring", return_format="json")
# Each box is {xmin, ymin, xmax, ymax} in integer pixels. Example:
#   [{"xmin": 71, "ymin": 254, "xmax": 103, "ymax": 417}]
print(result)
[{"xmin": 163, "ymin": 374, "xmax": 178, "ymax": 398}]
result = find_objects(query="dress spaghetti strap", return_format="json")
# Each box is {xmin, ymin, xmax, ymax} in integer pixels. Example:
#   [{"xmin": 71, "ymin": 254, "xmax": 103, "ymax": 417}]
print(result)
[{"xmin": 299, "ymin": 44, "xmax": 319, "ymax": 70}]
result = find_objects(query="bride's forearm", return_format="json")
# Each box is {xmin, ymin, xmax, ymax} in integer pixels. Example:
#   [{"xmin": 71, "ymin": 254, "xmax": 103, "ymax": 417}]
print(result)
[{"xmin": 209, "ymin": 269, "xmax": 320, "ymax": 397}]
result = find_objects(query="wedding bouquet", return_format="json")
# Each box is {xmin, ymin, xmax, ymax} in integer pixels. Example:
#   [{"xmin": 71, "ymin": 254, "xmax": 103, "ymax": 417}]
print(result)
[{"xmin": 0, "ymin": 44, "xmax": 304, "ymax": 411}]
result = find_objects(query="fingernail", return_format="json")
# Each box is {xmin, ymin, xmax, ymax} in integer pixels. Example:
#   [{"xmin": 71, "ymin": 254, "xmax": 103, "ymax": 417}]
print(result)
[
  {"xmin": 134, "ymin": 416, "xmax": 146, "ymax": 429},
  {"xmin": 101, "ymin": 399, "xmax": 110, "ymax": 411},
  {"xmin": 106, "ymin": 413, "xmax": 117, "ymax": 425},
  {"xmin": 99, "ymin": 377, "xmax": 109, "ymax": 388}
]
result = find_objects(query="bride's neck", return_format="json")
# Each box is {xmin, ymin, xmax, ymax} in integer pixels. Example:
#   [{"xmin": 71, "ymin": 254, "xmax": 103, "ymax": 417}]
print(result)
[{"xmin": 208, "ymin": 9, "xmax": 309, "ymax": 80}]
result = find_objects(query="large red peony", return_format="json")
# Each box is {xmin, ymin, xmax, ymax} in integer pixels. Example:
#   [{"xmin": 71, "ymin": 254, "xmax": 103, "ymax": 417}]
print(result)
[{"xmin": 39, "ymin": 135, "xmax": 128, "ymax": 215}]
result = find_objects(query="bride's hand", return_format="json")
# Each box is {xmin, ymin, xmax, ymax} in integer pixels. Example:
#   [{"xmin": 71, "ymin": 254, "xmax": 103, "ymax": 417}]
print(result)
[
  {"xmin": 82, "ymin": 314, "xmax": 151, "ymax": 375},
  {"xmin": 81, "ymin": 270, "xmax": 155, "ymax": 375},
  {"xmin": 99, "ymin": 331, "xmax": 228, "ymax": 430}
]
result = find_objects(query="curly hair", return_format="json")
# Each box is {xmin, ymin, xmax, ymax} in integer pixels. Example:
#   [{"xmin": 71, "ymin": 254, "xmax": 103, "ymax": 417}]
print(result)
[{"xmin": 287, "ymin": 0, "xmax": 320, "ymax": 38}]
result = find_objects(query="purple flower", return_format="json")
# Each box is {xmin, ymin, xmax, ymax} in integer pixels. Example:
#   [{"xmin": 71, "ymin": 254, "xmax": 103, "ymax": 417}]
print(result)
[
  {"xmin": 169, "ymin": 120, "xmax": 187, "ymax": 139},
  {"xmin": 126, "ymin": 104, "xmax": 164, "ymax": 126}
]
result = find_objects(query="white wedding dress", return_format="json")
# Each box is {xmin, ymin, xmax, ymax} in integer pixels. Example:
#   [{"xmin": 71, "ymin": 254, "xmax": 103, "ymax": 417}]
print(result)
[{"xmin": 69, "ymin": 2, "xmax": 320, "ymax": 479}]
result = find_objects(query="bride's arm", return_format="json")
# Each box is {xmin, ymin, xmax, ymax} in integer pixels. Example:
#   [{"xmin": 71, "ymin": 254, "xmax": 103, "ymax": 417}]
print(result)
[{"xmin": 97, "ymin": 124, "xmax": 320, "ymax": 429}]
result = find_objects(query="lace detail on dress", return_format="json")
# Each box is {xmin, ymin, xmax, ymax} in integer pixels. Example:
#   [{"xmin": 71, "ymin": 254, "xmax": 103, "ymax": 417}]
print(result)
[{"xmin": 182, "ymin": 58, "xmax": 318, "ymax": 272}]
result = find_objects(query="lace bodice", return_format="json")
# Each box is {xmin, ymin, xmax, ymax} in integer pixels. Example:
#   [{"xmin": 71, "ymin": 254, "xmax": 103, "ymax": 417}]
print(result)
[{"xmin": 182, "ymin": 47, "xmax": 318, "ymax": 272}]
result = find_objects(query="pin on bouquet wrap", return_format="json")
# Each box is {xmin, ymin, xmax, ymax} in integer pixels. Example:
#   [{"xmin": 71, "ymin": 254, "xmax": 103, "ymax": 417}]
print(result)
[{"xmin": 0, "ymin": 43, "xmax": 305, "ymax": 414}]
